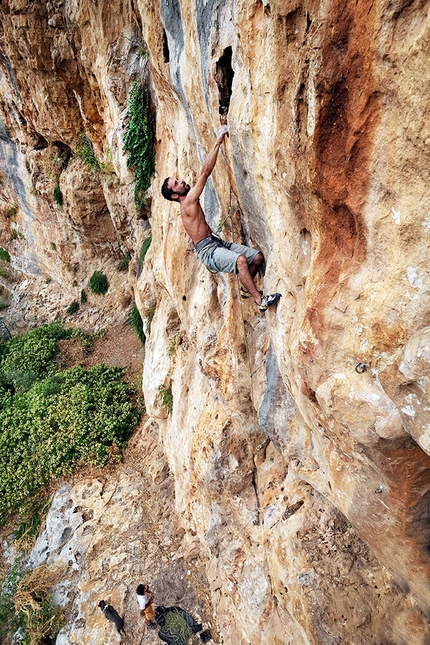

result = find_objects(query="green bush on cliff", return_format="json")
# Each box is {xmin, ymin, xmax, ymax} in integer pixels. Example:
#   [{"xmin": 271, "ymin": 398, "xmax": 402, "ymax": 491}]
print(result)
[
  {"xmin": 74, "ymin": 134, "xmax": 100, "ymax": 171},
  {"xmin": 0, "ymin": 323, "xmax": 141, "ymax": 527},
  {"xmin": 123, "ymin": 81, "xmax": 155, "ymax": 210},
  {"xmin": 158, "ymin": 383, "xmax": 173, "ymax": 415},
  {"xmin": 0, "ymin": 558, "xmax": 24, "ymax": 641},
  {"xmin": 127, "ymin": 303, "xmax": 146, "ymax": 346},
  {"xmin": 137, "ymin": 234, "xmax": 152, "ymax": 278},
  {"xmin": 0, "ymin": 247, "xmax": 10, "ymax": 262},
  {"xmin": 53, "ymin": 185, "xmax": 63, "ymax": 207},
  {"xmin": 66, "ymin": 300, "xmax": 79, "ymax": 315},
  {"xmin": 89, "ymin": 270, "xmax": 109, "ymax": 295}
]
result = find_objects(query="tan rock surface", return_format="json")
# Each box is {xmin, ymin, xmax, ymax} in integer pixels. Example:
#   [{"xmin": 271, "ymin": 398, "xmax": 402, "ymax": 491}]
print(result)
[{"xmin": 1, "ymin": 0, "xmax": 430, "ymax": 643}]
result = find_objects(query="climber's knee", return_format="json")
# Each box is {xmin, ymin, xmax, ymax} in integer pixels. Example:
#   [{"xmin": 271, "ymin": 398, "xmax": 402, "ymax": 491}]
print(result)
[
  {"xmin": 253, "ymin": 252, "xmax": 264, "ymax": 267},
  {"xmin": 236, "ymin": 254, "xmax": 249, "ymax": 273}
]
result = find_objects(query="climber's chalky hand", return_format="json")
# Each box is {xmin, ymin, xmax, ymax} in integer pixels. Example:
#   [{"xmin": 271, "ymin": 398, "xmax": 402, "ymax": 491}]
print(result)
[{"xmin": 216, "ymin": 124, "xmax": 229, "ymax": 142}]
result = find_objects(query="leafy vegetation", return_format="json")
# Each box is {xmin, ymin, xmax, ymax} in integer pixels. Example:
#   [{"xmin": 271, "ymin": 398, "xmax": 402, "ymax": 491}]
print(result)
[
  {"xmin": 13, "ymin": 497, "xmax": 52, "ymax": 550},
  {"xmin": 53, "ymin": 185, "xmax": 63, "ymax": 207},
  {"xmin": 117, "ymin": 250, "xmax": 131, "ymax": 272},
  {"xmin": 89, "ymin": 270, "xmax": 109, "ymax": 295},
  {"xmin": 9, "ymin": 228, "xmax": 23, "ymax": 242},
  {"xmin": 129, "ymin": 305, "xmax": 146, "ymax": 345},
  {"xmin": 0, "ymin": 323, "xmax": 141, "ymax": 527},
  {"xmin": 127, "ymin": 304, "xmax": 146, "ymax": 346},
  {"xmin": 74, "ymin": 134, "xmax": 100, "ymax": 171},
  {"xmin": 80, "ymin": 289, "xmax": 87, "ymax": 303},
  {"xmin": 137, "ymin": 234, "xmax": 152, "ymax": 278},
  {"xmin": 167, "ymin": 334, "xmax": 177, "ymax": 358},
  {"xmin": 140, "ymin": 234, "xmax": 152, "ymax": 263},
  {"xmin": 66, "ymin": 301, "xmax": 79, "ymax": 315},
  {"xmin": 158, "ymin": 383, "xmax": 173, "ymax": 415},
  {"xmin": 0, "ymin": 557, "xmax": 25, "ymax": 642},
  {"xmin": 4, "ymin": 203, "xmax": 18, "ymax": 219},
  {"xmin": 123, "ymin": 82, "xmax": 155, "ymax": 210},
  {"xmin": 0, "ymin": 247, "xmax": 10, "ymax": 262}
]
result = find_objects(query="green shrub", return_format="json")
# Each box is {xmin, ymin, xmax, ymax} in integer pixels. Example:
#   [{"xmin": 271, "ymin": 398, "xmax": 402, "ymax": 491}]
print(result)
[
  {"xmin": 0, "ymin": 322, "xmax": 68, "ymax": 393},
  {"xmin": 53, "ymin": 185, "xmax": 63, "ymax": 207},
  {"xmin": 158, "ymin": 384, "xmax": 173, "ymax": 415},
  {"xmin": 167, "ymin": 334, "xmax": 177, "ymax": 358},
  {"xmin": 89, "ymin": 271, "xmax": 109, "ymax": 295},
  {"xmin": 66, "ymin": 301, "xmax": 79, "ymax": 315},
  {"xmin": 80, "ymin": 289, "xmax": 87, "ymax": 303},
  {"xmin": 74, "ymin": 134, "xmax": 100, "ymax": 171},
  {"xmin": 123, "ymin": 82, "xmax": 155, "ymax": 210},
  {"xmin": 137, "ymin": 234, "xmax": 152, "ymax": 277},
  {"xmin": 100, "ymin": 147, "xmax": 114, "ymax": 174},
  {"xmin": 0, "ymin": 323, "xmax": 143, "ymax": 530},
  {"xmin": 0, "ymin": 327, "xmax": 141, "ymax": 526},
  {"xmin": 4, "ymin": 203, "xmax": 17, "ymax": 219},
  {"xmin": 0, "ymin": 363, "xmax": 140, "ymax": 525},
  {"xmin": 117, "ymin": 251, "xmax": 131, "ymax": 272},
  {"xmin": 0, "ymin": 557, "xmax": 25, "ymax": 641},
  {"xmin": 140, "ymin": 235, "xmax": 152, "ymax": 263},
  {"xmin": 127, "ymin": 304, "xmax": 145, "ymax": 346},
  {"xmin": 13, "ymin": 497, "xmax": 51, "ymax": 548},
  {"xmin": 0, "ymin": 247, "xmax": 10, "ymax": 262}
]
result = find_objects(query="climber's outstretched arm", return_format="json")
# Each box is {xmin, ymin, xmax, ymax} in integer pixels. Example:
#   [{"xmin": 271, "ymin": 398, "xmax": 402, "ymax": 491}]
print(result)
[{"xmin": 186, "ymin": 125, "xmax": 228, "ymax": 204}]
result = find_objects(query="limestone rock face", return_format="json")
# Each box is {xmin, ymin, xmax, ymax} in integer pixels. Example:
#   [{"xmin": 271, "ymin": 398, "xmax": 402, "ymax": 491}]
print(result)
[{"xmin": 1, "ymin": 0, "xmax": 430, "ymax": 643}]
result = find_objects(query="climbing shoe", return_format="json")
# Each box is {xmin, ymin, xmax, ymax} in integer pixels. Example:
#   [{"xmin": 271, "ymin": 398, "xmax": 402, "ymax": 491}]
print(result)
[
  {"xmin": 240, "ymin": 287, "xmax": 262, "ymax": 300},
  {"xmin": 257, "ymin": 293, "xmax": 281, "ymax": 311}
]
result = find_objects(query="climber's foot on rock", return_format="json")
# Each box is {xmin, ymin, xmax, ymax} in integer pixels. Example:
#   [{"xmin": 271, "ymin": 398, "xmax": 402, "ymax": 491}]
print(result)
[{"xmin": 257, "ymin": 293, "xmax": 281, "ymax": 311}]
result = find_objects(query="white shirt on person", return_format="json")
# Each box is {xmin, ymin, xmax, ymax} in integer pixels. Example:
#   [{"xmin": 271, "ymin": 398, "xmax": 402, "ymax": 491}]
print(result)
[{"xmin": 137, "ymin": 593, "xmax": 150, "ymax": 610}]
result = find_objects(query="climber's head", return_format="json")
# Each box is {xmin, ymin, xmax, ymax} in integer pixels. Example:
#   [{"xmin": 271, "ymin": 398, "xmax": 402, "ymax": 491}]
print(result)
[{"xmin": 161, "ymin": 177, "xmax": 190, "ymax": 201}]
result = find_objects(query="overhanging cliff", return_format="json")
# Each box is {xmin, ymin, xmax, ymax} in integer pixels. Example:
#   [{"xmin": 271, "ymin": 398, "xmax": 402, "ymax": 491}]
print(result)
[{"xmin": 1, "ymin": 0, "xmax": 430, "ymax": 643}]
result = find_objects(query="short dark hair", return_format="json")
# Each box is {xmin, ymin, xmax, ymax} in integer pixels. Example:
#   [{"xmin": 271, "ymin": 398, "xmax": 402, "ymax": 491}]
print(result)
[
  {"xmin": 161, "ymin": 177, "xmax": 175, "ymax": 201},
  {"xmin": 136, "ymin": 584, "xmax": 146, "ymax": 595}
]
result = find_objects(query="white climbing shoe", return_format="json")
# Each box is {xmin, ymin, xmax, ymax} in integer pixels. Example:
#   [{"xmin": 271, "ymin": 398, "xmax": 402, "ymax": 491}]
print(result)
[{"xmin": 257, "ymin": 293, "xmax": 281, "ymax": 311}]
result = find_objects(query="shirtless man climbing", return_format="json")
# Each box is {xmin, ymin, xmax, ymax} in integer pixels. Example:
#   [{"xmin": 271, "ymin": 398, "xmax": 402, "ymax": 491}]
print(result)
[{"xmin": 161, "ymin": 124, "xmax": 281, "ymax": 311}]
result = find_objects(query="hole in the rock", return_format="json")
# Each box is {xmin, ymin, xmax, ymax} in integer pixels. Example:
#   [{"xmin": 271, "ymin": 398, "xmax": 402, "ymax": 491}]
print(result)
[
  {"xmin": 34, "ymin": 134, "xmax": 48, "ymax": 150},
  {"xmin": 52, "ymin": 140, "xmax": 72, "ymax": 168},
  {"xmin": 214, "ymin": 46, "xmax": 235, "ymax": 118},
  {"xmin": 163, "ymin": 29, "xmax": 170, "ymax": 63}
]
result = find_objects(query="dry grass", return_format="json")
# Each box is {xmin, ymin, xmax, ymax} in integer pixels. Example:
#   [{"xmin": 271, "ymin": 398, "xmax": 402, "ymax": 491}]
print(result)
[{"xmin": 14, "ymin": 563, "xmax": 66, "ymax": 645}]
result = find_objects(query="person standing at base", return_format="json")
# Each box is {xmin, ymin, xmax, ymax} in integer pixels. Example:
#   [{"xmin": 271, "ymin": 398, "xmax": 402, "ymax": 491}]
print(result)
[
  {"xmin": 136, "ymin": 583, "xmax": 157, "ymax": 629},
  {"xmin": 161, "ymin": 124, "xmax": 281, "ymax": 312}
]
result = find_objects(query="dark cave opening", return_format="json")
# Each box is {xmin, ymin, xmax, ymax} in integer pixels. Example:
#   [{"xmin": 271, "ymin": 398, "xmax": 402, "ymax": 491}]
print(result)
[
  {"xmin": 214, "ymin": 46, "xmax": 235, "ymax": 117},
  {"xmin": 163, "ymin": 29, "xmax": 170, "ymax": 63}
]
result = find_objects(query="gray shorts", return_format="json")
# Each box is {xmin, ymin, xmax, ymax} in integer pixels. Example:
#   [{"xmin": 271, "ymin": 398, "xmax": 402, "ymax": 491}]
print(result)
[{"xmin": 197, "ymin": 239, "xmax": 260, "ymax": 274}]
